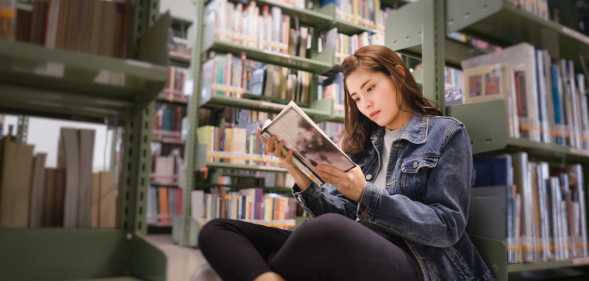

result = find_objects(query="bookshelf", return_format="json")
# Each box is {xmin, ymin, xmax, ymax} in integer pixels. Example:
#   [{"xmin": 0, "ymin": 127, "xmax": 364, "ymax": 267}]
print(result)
[
  {"xmin": 173, "ymin": 0, "xmax": 394, "ymax": 246},
  {"xmin": 0, "ymin": 2, "xmax": 169, "ymax": 280},
  {"xmin": 148, "ymin": 15, "xmax": 194, "ymax": 234},
  {"xmin": 388, "ymin": 0, "xmax": 589, "ymax": 280}
]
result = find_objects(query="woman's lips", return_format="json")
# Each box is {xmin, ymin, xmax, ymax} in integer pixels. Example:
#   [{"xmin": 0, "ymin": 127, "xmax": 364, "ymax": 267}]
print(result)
[{"xmin": 369, "ymin": 110, "xmax": 380, "ymax": 119}]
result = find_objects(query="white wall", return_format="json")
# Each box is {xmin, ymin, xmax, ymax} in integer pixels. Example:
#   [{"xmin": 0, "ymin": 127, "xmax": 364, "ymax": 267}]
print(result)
[{"xmin": 2, "ymin": 115, "xmax": 114, "ymax": 172}]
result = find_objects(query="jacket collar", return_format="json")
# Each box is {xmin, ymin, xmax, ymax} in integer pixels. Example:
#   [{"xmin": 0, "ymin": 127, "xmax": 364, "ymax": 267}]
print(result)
[{"xmin": 369, "ymin": 113, "xmax": 428, "ymax": 145}]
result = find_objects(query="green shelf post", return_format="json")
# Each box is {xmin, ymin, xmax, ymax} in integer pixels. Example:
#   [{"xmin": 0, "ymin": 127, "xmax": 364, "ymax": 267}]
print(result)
[
  {"xmin": 173, "ymin": 0, "xmax": 205, "ymax": 247},
  {"xmin": 386, "ymin": 0, "xmax": 446, "ymax": 112}
]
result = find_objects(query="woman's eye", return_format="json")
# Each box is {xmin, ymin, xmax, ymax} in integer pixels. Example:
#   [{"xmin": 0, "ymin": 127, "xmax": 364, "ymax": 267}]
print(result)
[{"xmin": 367, "ymin": 84, "xmax": 375, "ymax": 93}]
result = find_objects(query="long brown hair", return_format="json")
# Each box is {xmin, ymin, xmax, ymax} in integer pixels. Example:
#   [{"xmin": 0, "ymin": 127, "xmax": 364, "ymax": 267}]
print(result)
[{"xmin": 340, "ymin": 45, "xmax": 441, "ymax": 155}]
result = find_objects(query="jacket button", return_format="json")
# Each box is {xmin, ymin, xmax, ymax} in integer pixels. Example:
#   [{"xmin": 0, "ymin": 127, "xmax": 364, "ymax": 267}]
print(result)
[
  {"xmin": 412, "ymin": 161, "xmax": 418, "ymax": 168},
  {"xmin": 366, "ymin": 174, "xmax": 373, "ymax": 180}
]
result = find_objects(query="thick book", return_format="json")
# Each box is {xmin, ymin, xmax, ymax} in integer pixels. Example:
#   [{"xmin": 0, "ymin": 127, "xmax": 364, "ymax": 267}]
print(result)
[{"xmin": 260, "ymin": 101, "xmax": 355, "ymax": 185}]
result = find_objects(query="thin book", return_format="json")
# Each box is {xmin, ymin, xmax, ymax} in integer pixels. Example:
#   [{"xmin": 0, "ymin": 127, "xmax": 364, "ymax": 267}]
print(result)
[{"xmin": 260, "ymin": 101, "xmax": 356, "ymax": 185}]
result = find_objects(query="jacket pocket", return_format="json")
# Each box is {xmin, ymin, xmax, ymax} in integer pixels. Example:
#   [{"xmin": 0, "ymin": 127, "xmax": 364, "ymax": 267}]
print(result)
[{"xmin": 399, "ymin": 153, "xmax": 440, "ymax": 198}]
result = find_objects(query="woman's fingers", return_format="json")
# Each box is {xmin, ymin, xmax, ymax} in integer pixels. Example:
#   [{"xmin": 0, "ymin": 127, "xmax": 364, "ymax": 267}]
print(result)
[
  {"xmin": 276, "ymin": 139, "xmax": 288, "ymax": 158},
  {"xmin": 317, "ymin": 169, "xmax": 338, "ymax": 185},
  {"xmin": 316, "ymin": 163, "xmax": 345, "ymax": 178}
]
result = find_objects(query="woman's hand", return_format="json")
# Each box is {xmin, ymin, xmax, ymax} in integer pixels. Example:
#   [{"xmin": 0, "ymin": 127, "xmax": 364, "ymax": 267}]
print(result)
[
  {"xmin": 257, "ymin": 129, "xmax": 312, "ymax": 191},
  {"xmin": 315, "ymin": 164, "xmax": 366, "ymax": 202}
]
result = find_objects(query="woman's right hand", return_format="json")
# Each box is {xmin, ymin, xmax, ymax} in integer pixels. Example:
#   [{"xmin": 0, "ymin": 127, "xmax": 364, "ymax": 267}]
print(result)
[{"xmin": 257, "ymin": 129, "xmax": 311, "ymax": 191}]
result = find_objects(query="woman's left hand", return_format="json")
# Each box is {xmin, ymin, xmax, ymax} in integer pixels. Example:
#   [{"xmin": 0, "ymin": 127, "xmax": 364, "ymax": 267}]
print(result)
[{"xmin": 315, "ymin": 164, "xmax": 367, "ymax": 202}]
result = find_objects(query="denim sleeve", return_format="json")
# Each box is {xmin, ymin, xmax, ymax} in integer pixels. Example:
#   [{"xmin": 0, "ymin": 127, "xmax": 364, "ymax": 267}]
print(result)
[
  {"xmin": 358, "ymin": 126, "xmax": 472, "ymax": 248},
  {"xmin": 291, "ymin": 182, "xmax": 358, "ymax": 219}
]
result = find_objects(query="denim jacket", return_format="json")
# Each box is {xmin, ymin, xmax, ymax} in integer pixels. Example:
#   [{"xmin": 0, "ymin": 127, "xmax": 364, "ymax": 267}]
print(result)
[{"xmin": 292, "ymin": 114, "xmax": 495, "ymax": 281}]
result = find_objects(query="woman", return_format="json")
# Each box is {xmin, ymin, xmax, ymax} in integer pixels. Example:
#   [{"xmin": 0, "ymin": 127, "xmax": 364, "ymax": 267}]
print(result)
[{"xmin": 198, "ymin": 45, "xmax": 495, "ymax": 281}]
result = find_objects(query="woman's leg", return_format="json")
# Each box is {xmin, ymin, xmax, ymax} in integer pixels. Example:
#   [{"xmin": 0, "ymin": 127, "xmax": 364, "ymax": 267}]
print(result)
[
  {"xmin": 270, "ymin": 213, "xmax": 421, "ymax": 281},
  {"xmin": 199, "ymin": 218, "xmax": 291, "ymax": 281}
]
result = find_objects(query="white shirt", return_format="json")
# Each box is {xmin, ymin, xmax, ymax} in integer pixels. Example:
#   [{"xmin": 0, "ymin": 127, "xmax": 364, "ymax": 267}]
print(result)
[{"xmin": 374, "ymin": 128, "xmax": 402, "ymax": 188}]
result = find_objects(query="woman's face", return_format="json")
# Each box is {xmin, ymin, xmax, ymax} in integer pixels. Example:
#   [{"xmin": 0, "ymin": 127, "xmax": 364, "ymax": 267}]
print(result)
[{"xmin": 346, "ymin": 67, "xmax": 406, "ymax": 129}]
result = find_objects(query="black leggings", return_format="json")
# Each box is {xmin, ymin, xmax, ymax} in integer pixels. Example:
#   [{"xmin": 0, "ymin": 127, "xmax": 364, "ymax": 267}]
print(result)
[{"xmin": 198, "ymin": 213, "xmax": 422, "ymax": 281}]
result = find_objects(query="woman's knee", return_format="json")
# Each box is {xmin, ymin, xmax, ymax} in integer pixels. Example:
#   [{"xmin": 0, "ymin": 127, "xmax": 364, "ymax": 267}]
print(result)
[
  {"xmin": 292, "ymin": 213, "xmax": 354, "ymax": 242},
  {"xmin": 198, "ymin": 218, "xmax": 230, "ymax": 249}
]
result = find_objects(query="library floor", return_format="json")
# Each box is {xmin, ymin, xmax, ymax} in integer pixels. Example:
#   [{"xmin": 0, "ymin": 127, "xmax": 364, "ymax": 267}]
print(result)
[
  {"xmin": 146, "ymin": 235, "xmax": 220, "ymax": 281},
  {"xmin": 146, "ymin": 235, "xmax": 589, "ymax": 281}
]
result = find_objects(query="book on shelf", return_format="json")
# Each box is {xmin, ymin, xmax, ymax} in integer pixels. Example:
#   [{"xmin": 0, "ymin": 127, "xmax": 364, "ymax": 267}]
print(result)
[
  {"xmin": 473, "ymin": 153, "xmax": 589, "ymax": 264},
  {"xmin": 151, "ymin": 148, "xmax": 184, "ymax": 185},
  {"xmin": 0, "ymin": 115, "xmax": 4, "ymax": 139},
  {"xmin": 92, "ymin": 171, "xmax": 117, "ymax": 228},
  {"xmin": 58, "ymin": 128, "xmax": 95, "ymax": 228},
  {"xmin": 261, "ymin": 101, "xmax": 355, "ymax": 185},
  {"xmin": 147, "ymin": 185, "xmax": 183, "ymax": 226},
  {"xmin": 0, "ymin": 0, "xmax": 16, "ymax": 40},
  {"xmin": 0, "ymin": 137, "xmax": 34, "ymax": 227},
  {"xmin": 461, "ymin": 43, "xmax": 589, "ymax": 150}
]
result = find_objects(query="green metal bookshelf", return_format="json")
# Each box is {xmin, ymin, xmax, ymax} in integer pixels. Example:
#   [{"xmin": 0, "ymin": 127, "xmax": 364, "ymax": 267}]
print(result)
[
  {"xmin": 0, "ymin": 1, "xmax": 170, "ymax": 280},
  {"xmin": 387, "ymin": 0, "xmax": 589, "ymax": 280}
]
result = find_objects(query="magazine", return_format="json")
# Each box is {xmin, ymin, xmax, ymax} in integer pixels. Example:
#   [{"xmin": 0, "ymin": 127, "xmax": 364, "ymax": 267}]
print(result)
[{"xmin": 260, "ymin": 101, "xmax": 356, "ymax": 185}]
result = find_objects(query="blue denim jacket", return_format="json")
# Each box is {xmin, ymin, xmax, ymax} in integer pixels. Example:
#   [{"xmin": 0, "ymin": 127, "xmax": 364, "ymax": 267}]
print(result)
[{"xmin": 292, "ymin": 114, "xmax": 495, "ymax": 281}]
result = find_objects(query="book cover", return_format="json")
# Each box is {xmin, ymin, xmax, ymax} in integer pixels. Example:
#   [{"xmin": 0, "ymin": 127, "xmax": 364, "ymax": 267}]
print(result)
[{"xmin": 261, "ymin": 101, "xmax": 355, "ymax": 185}]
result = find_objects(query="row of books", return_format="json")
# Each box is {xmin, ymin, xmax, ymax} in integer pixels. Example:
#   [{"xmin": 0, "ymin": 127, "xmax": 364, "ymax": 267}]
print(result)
[
  {"xmin": 154, "ymin": 103, "xmax": 185, "ymax": 134},
  {"xmin": 461, "ymin": 43, "xmax": 589, "ymax": 150},
  {"xmin": 247, "ymin": 64, "xmax": 314, "ymax": 106},
  {"xmin": 474, "ymin": 153, "xmax": 588, "ymax": 263},
  {"xmin": 444, "ymin": 66, "xmax": 465, "ymax": 106},
  {"xmin": 550, "ymin": 0, "xmax": 589, "ymax": 36},
  {"xmin": 205, "ymin": 0, "xmax": 316, "ymax": 57},
  {"xmin": 509, "ymin": 0, "xmax": 549, "ymax": 20},
  {"xmin": 198, "ymin": 125, "xmax": 272, "ymax": 165},
  {"xmin": 191, "ymin": 188, "xmax": 298, "ymax": 224},
  {"xmin": 269, "ymin": 0, "xmax": 315, "ymax": 9},
  {"xmin": 319, "ymin": 121, "xmax": 345, "ymax": 143},
  {"xmin": 162, "ymin": 67, "xmax": 190, "ymax": 100},
  {"xmin": 0, "ymin": 130, "xmax": 116, "ymax": 228},
  {"xmin": 13, "ymin": 0, "xmax": 130, "ymax": 58},
  {"xmin": 147, "ymin": 186, "xmax": 183, "ymax": 226},
  {"xmin": 318, "ymin": 70, "xmax": 345, "ymax": 114},
  {"xmin": 168, "ymin": 36, "xmax": 192, "ymax": 62},
  {"xmin": 201, "ymin": 53, "xmax": 315, "ymax": 105},
  {"xmin": 204, "ymin": 171, "xmax": 295, "ymax": 192},
  {"xmin": 331, "ymin": 29, "xmax": 383, "ymax": 63},
  {"xmin": 321, "ymin": 0, "xmax": 386, "ymax": 30}
]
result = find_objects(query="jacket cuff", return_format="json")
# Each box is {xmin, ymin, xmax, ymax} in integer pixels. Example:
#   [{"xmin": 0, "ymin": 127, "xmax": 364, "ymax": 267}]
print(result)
[
  {"xmin": 357, "ymin": 182, "xmax": 383, "ymax": 218},
  {"xmin": 292, "ymin": 182, "xmax": 322, "ymax": 200}
]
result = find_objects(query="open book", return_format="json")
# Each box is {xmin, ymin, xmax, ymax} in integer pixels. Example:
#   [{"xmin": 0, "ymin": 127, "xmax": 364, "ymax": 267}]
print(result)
[{"xmin": 260, "ymin": 101, "xmax": 356, "ymax": 185}]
